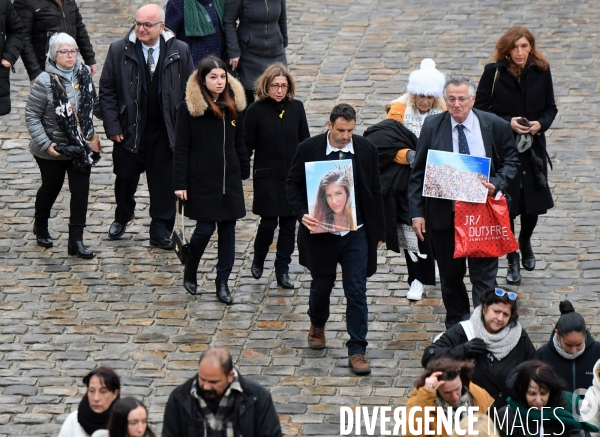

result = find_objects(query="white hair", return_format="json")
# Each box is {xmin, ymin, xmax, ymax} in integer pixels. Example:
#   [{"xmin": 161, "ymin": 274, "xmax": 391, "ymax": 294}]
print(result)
[
  {"xmin": 47, "ymin": 32, "xmax": 78, "ymax": 61},
  {"xmin": 443, "ymin": 76, "xmax": 477, "ymax": 98}
]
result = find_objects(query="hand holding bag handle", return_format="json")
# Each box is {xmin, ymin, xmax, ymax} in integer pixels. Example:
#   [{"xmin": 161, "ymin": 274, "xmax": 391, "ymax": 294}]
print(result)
[{"xmin": 172, "ymin": 198, "xmax": 192, "ymax": 264}]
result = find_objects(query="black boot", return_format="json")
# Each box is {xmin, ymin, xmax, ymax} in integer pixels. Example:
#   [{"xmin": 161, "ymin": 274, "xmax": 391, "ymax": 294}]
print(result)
[
  {"xmin": 519, "ymin": 237, "xmax": 536, "ymax": 271},
  {"xmin": 251, "ymin": 258, "xmax": 264, "ymax": 279},
  {"xmin": 183, "ymin": 261, "xmax": 197, "ymax": 295},
  {"xmin": 276, "ymin": 273, "xmax": 294, "ymax": 289},
  {"xmin": 67, "ymin": 241, "xmax": 94, "ymax": 259},
  {"xmin": 33, "ymin": 221, "xmax": 53, "ymax": 248},
  {"xmin": 215, "ymin": 279, "xmax": 233, "ymax": 304},
  {"xmin": 506, "ymin": 252, "xmax": 521, "ymax": 285}
]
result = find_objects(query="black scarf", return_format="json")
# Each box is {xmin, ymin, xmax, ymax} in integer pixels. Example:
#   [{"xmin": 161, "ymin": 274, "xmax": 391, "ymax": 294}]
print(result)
[
  {"xmin": 50, "ymin": 64, "xmax": 100, "ymax": 171},
  {"xmin": 77, "ymin": 394, "xmax": 117, "ymax": 435}
]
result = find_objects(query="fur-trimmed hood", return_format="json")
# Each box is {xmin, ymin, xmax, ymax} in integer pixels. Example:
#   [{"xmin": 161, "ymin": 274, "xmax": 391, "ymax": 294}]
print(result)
[{"xmin": 185, "ymin": 70, "xmax": 246, "ymax": 117}]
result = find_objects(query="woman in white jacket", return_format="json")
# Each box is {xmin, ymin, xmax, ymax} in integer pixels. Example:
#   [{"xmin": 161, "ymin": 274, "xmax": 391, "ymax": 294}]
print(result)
[
  {"xmin": 582, "ymin": 359, "xmax": 600, "ymax": 437},
  {"xmin": 58, "ymin": 366, "xmax": 120, "ymax": 437}
]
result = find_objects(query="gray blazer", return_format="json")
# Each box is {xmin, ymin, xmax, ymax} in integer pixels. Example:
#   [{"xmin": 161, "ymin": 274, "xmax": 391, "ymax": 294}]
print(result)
[{"xmin": 25, "ymin": 58, "xmax": 100, "ymax": 161}]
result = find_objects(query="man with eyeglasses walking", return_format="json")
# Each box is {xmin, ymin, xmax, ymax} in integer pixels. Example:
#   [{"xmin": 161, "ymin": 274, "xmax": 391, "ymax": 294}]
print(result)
[
  {"xmin": 100, "ymin": 4, "xmax": 194, "ymax": 247},
  {"xmin": 408, "ymin": 76, "xmax": 519, "ymax": 329}
]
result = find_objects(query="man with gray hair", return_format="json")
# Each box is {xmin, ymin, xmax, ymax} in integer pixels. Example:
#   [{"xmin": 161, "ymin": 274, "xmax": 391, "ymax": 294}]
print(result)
[
  {"xmin": 408, "ymin": 76, "xmax": 519, "ymax": 328},
  {"xmin": 100, "ymin": 4, "xmax": 194, "ymax": 247}
]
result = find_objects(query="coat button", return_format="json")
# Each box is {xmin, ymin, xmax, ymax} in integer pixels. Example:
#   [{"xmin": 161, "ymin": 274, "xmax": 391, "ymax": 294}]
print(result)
[
  {"xmin": 522, "ymin": 171, "xmax": 526, "ymax": 175},
  {"xmin": 429, "ymin": 350, "xmax": 433, "ymax": 354},
  {"xmin": 499, "ymin": 392, "xmax": 503, "ymax": 397}
]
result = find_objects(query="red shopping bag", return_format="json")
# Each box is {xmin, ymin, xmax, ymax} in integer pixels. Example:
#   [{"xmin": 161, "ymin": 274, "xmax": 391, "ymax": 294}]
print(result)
[{"xmin": 454, "ymin": 193, "xmax": 518, "ymax": 258}]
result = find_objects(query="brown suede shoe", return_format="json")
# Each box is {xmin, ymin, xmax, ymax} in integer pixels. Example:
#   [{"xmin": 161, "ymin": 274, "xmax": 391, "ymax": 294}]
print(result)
[
  {"xmin": 307, "ymin": 324, "xmax": 326, "ymax": 349},
  {"xmin": 348, "ymin": 353, "xmax": 371, "ymax": 375}
]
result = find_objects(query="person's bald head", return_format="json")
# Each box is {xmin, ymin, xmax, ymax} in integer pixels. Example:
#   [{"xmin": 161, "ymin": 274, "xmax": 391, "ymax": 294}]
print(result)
[
  {"xmin": 197, "ymin": 349, "xmax": 234, "ymax": 401},
  {"xmin": 134, "ymin": 4, "xmax": 165, "ymax": 46},
  {"xmin": 137, "ymin": 4, "xmax": 165, "ymax": 22}
]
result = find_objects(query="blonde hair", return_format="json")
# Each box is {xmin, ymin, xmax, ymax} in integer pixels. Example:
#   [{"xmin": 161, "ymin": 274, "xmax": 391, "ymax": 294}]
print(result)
[{"xmin": 254, "ymin": 63, "xmax": 296, "ymax": 101}]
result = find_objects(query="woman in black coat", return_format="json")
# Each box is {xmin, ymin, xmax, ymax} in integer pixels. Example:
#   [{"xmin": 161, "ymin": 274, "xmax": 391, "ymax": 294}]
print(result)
[
  {"xmin": 224, "ymin": 0, "xmax": 287, "ymax": 104},
  {"xmin": 245, "ymin": 63, "xmax": 309, "ymax": 288},
  {"xmin": 422, "ymin": 288, "xmax": 536, "ymax": 409},
  {"xmin": 174, "ymin": 55, "xmax": 249, "ymax": 303},
  {"xmin": 475, "ymin": 26, "xmax": 557, "ymax": 286}
]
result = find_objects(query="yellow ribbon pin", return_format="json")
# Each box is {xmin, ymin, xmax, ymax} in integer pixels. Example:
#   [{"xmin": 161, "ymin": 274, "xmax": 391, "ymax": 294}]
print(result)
[
  {"xmin": 279, "ymin": 110, "xmax": 285, "ymax": 118},
  {"xmin": 231, "ymin": 120, "xmax": 236, "ymax": 127}
]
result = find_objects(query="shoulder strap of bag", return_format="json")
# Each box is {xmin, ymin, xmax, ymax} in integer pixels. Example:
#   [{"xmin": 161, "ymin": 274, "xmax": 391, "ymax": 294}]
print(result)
[
  {"xmin": 459, "ymin": 320, "xmax": 475, "ymax": 341},
  {"xmin": 489, "ymin": 67, "xmax": 500, "ymax": 109},
  {"xmin": 175, "ymin": 198, "xmax": 186, "ymax": 239},
  {"xmin": 50, "ymin": 72, "xmax": 83, "ymax": 131}
]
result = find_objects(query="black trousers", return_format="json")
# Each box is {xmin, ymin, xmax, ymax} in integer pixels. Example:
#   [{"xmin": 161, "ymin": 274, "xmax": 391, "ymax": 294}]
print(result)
[
  {"xmin": 253, "ymin": 215, "xmax": 296, "ymax": 274},
  {"xmin": 308, "ymin": 226, "xmax": 369, "ymax": 355},
  {"xmin": 189, "ymin": 220, "xmax": 236, "ymax": 282},
  {"xmin": 34, "ymin": 157, "xmax": 91, "ymax": 240},
  {"xmin": 112, "ymin": 130, "xmax": 175, "ymax": 240},
  {"xmin": 429, "ymin": 226, "xmax": 498, "ymax": 329}
]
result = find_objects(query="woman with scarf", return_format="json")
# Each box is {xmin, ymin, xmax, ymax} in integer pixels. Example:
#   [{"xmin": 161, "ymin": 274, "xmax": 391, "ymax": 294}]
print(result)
[
  {"xmin": 497, "ymin": 361, "xmax": 597, "ymax": 437},
  {"xmin": 26, "ymin": 32, "xmax": 101, "ymax": 259},
  {"xmin": 534, "ymin": 300, "xmax": 600, "ymax": 393},
  {"xmin": 58, "ymin": 366, "xmax": 120, "ymax": 437},
  {"xmin": 406, "ymin": 357, "xmax": 494, "ymax": 437},
  {"xmin": 474, "ymin": 26, "xmax": 557, "ymax": 286},
  {"xmin": 364, "ymin": 58, "xmax": 446, "ymax": 301},
  {"xmin": 422, "ymin": 288, "xmax": 535, "ymax": 409},
  {"xmin": 106, "ymin": 397, "xmax": 156, "ymax": 437},
  {"xmin": 173, "ymin": 55, "xmax": 249, "ymax": 303}
]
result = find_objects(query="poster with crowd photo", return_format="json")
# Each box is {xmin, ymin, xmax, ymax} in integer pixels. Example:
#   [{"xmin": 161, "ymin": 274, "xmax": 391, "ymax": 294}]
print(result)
[
  {"xmin": 423, "ymin": 150, "xmax": 491, "ymax": 204},
  {"xmin": 305, "ymin": 160, "xmax": 358, "ymax": 234}
]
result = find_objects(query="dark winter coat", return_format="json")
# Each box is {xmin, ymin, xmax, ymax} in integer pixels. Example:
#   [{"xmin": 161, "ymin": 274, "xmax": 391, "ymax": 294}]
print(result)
[
  {"xmin": 245, "ymin": 97, "xmax": 310, "ymax": 217},
  {"xmin": 13, "ymin": 0, "xmax": 95, "ymax": 80},
  {"xmin": 0, "ymin": 0, "xmax": 23, "ymax": 115},
  {"xmin": 475, "ymin": 60, "xmax": 557, "ymax": 217},
  {"xmin": 223, "ymin": 0, "xmax": 287, "ymax": 90},
  {"xmin": 286, "ymin": 133, "xmax": 386, "ymax": 277},
  {"xmin": 99, "ymin": 28, "xmax": 195, "ymax": 154},
  {"xmin": 363, "ymin": 118, "xmax": 417, "ymax": 253},
  {"xmin": 533, "ymin": 331, "xmax": 600, "ymax": 393},
  {"xmin": 173, "ymin": 71, "xmax": 250, "ymax": 222},
  {"xmin": 162, "ymin": 372, "xmax": 282, "ymax": 437},
  {"xmin": 422, "ymin": 321, "xmax": 536, "ymax": 409}
]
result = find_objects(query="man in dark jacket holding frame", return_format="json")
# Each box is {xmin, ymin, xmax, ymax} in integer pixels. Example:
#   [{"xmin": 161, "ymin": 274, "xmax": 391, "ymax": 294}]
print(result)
[{"xmin": 286, "ymin": 103, "xmax": 385, "ymax": 375}]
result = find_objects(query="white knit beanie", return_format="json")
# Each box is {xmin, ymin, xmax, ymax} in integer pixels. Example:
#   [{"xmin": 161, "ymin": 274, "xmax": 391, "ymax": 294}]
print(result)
[{"xmin": 406, "ymin": 58, "xmax": 445, "ymax": 98}]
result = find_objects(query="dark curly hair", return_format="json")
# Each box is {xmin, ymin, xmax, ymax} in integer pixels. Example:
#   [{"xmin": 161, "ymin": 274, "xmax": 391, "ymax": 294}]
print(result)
[
  {"xmin": 508, "ymin": 361, "xmax": 566, "ymax": 409},
  {"xmin": 415, "ymin": 356, "xmax": 474, "ymax": 390},
  {"xmin": 480, "ymin": 287, "xmax": 519, "ymax": 328}
]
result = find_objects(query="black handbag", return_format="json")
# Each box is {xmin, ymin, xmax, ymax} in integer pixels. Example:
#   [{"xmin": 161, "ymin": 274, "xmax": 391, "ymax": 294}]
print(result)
[{"xmin": 172, "ymin": 199, "xmax": 192, "ymax": 264}]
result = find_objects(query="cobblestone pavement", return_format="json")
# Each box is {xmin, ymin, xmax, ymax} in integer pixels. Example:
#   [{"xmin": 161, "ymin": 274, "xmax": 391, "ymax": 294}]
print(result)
[{"xmin": 0, "ymin": 0, "xmax": 599, "ymax": 435}]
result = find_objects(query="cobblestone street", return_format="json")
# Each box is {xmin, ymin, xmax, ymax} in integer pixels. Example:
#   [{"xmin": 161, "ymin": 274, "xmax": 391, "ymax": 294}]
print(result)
[{"xmin": 0, "ymin": 0, "xmax": 599, "ymax": 435}]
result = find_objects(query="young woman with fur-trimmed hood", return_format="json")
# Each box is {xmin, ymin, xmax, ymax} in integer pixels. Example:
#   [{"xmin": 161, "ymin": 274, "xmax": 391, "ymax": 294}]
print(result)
[{"xmin": 173, "ymin": 55, "xmax": 250, "ymax": 303}]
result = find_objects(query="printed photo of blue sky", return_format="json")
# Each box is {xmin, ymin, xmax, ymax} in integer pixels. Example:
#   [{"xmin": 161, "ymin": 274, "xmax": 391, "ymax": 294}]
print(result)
[{"xmin": 427, "ymin": 150, "xmax": 491, "ymax": 177}]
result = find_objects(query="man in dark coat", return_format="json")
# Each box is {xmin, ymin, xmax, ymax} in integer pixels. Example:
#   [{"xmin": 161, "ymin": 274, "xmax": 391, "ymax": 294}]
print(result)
[
  {"xmin": 0, "ymin": 0, "xmax": 24, "ymax": 115},
  {"xmin": 286, "ymin": 103, "xmax": 385, "ymax": 375},
  {"xmin": 162, "ymin": 348, "xmax": 282, "ymax": 437},
  {"xmin": 408, "ymin": 76, "xmax": 519, "ymax": 329},
  {"xmin": 100, "ymin": 4, "xmax": 194, "ymax": 248},
  {"xmin": 14, "ymin": 0, "xmax": 96, "ymax": 81}
]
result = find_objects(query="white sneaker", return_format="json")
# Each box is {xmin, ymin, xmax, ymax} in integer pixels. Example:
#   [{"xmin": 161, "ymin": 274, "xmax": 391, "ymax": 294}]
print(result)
[{"xmin": 407, "ymin": 279, "xmax": 424, "ymax": 301}]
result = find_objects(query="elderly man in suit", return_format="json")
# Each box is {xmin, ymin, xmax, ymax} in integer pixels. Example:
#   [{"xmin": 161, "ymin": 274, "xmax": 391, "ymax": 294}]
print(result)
[
  {"xmin": 286, "ymin": 103, "xmax": 385, "ymax": 375},
  {"xmin": 408, "ymin": 76, "xmax": 519, "ymax": 329}
]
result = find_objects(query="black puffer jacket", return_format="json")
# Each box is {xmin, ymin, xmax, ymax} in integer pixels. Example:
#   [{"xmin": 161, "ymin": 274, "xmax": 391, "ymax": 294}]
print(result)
[
  {"xmin": 99, "ymin": 28, "xmax": 194, "ymax": 153},
  {"xmin": 14, "ymin": 0, "xmax": 95, "ymax": 80},
  {"xmin": 534, "ymin": 331, "xmax": 600, "ymax": 393},
  {"xmin": 0, "ymin": 0, "xmax": 24, "ymax": 115},
  {"xmin": 162, "ymin": 372, "xmax": 282, "ymax": 437},
  {"xmin": 245, "ymin": 97, "xmax": 310, "ymax": 217}
]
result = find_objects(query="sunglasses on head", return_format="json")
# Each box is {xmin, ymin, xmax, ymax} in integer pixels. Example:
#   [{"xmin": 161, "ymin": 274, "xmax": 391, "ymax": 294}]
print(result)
[{"xmin": 495, "ymin": 288, "xmax": 517, "ymax": 300}]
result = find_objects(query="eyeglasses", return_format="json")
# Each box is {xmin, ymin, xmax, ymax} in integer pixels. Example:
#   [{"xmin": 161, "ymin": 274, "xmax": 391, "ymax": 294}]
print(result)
[
  {"xmin": 445, "ymin": 97, "xmax": 472, "ymax": 104},
  {"xmin": 57, "ymin": 49, "xmax": 79, "ymax": 57},
  {"xmin": 270, "ymin": 84, "xmax": 289, "ymax": 91},
  {"xmin": 495, "ymin": 288, "xmax": 517, "ymax": 300},
  {"xmin": 133, "ymin": 20, "xmax": 163, "ymax": 30}
]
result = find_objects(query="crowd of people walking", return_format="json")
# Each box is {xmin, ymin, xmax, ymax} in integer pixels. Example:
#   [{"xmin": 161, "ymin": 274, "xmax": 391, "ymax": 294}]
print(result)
[{"xmin": 1, "ymin": 0, "xmax": 592, "ymax": 434}]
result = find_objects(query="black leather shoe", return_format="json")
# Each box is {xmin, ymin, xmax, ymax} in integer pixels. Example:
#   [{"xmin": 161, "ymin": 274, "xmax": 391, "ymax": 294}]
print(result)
[
  {"xmin": 506, "ymin": 252, "xmax": 521, "ymax": 285},
  {"xmin": 251, "ymin": 260, "xmax": 264, "ymax": 279},
  {"xmin": 67, "ymin": 241, "xmax": 94, "ymax": 259},
  {"xmin": 519, "ymin": 237, "xmax": 536, "ymax": 271},
  {"xmin": 150, "ymin": 237, "xmax": 172, "ymax": 250},
  {"xmin": 33, "ymin": 224, "xmax": 53, "ymax": 248},
  {"xmin": 276, "ymin": 273, "xmax": 294, "ymax": 289},
  {"xmin": 108, "ymin": 214, "xmax": 134, "ymax": 240},
  {"xmin": 215, "ymin": 279, "xmax": 232, "ymax": 304},
  {"xmin": 183, "ymin": 262, "xmax": 197, "ymax": 295}
]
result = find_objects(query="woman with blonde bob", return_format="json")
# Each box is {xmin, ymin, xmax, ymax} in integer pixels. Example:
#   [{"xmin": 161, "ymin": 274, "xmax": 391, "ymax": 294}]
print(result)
[
  {"xmin": 312, "ymin": 168, "xmax": 355, "ymax": 234},
  {"xmin": 246, "ymin": 62, "xmax": 309, "ymax": 288}
]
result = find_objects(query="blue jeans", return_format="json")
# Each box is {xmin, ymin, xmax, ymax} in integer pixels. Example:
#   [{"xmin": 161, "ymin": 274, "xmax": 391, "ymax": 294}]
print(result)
[{"xmin": 308, "ymin": 226, "xmax": 369, "ymax": 355}]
